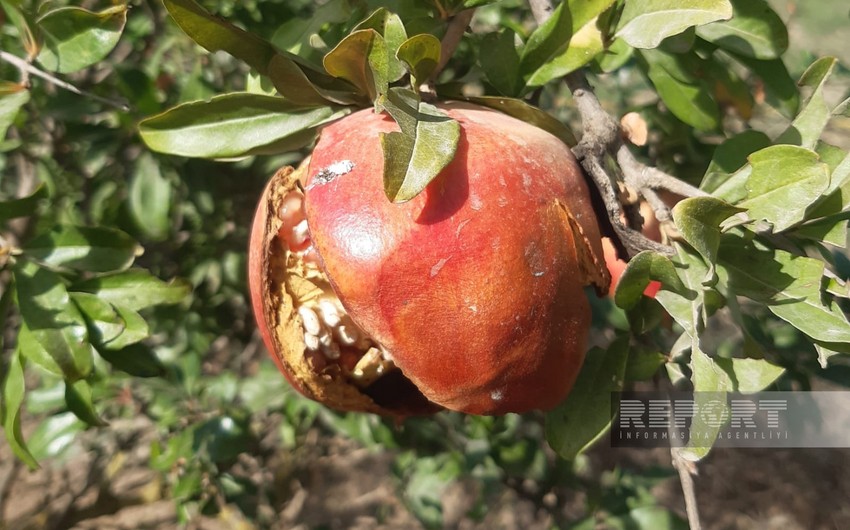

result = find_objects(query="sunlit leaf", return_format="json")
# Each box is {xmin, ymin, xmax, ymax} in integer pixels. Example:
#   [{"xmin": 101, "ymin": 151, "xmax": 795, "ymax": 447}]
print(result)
[
  {"xmin": 777, "ymin": 57, "xmax": 838, "ymax": 149},
  {"xmin": 14, "ymin": 260, "xmax": 94, "ymax": 381},
  {"xmin": 72, "ymin": 269, "xmax": 191, "ymax": 311},
  {"xmin": 23, "ymin": 225, "xmax": 139, "ymax": 272},
  {"xmin": 672, "ymin": 197, "xmax": 744, "ymax": 267},
  {"xmin": 36, "ymin": 5, "xmax": 127, "ymax": 73},
  {"xmin": 740, "ymin": 145, "xmax": 830, "ymax": 232},
  {"xmin": 129, "ymin": 153, "xmax": 172, "ymax": 241},
  {"xmin": 323, "ymin": 29, "xmax": 389, "ymax": 103},
  {"xmin": 139, "ymin": 93, "xmax": 347, "ymax": 158},
  {"xmin": 0, "ymin": 86, "xmax": 30, "ymax": 141},
  {"xmin": 379, "ymin": 88, "xmax": 460, "ymax": 202},
  {"xmin": 614, "ymin": 251, "xmax": 692, "ymax": 310},
  {"xmin": 397, "ymin": 33, "xmax": 441, "ymax": 86},
  {"xmin": 617, "ymin": 0, "xmax": 732, "ymax": 49},
  {"xmin": 525, "ymin": 18, "xmax": 606, "ymax": 87},
  {"xmin": 700, "ymin": 130, "xmax": 771, "ymax": 193}
]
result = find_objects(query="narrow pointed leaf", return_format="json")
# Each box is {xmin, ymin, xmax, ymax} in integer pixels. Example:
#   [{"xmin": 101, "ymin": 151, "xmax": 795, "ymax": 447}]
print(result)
[
  {"xmin": 65, "ymin": 379, "xmax": 107, "ymax": 427},
  {"xmin": 378, "ymin": 88, "xmax": 460, "ymax": 202},
  {"xmin": 72, "ymin": 269, "xmax": 191, "ymax": 311},
  {"xmin": 129, "ymin": 153, "xmax": 172, "ymax": 241},
  {"xmin": 139, "ymin": 93, "xmax": 346, "ymax": 158},
  {"xmin": 0, "ymin": 86, "xmax": 30, "ymax": 141},
  {"xmin": 97, "ymin": 343, "xmax": 166, "ymax": 378},
  {"xmin": 700, "ymin": 130, "xmax": 771, "ymax": 193},
  {"xmin": 525, "ymin": 19, "xmax": 605, "ymax": 87},
  {"xmin": 617, "ymin": 0, "xmax": 732, "ymax": 49},
  {"xmin": 0, "ymin": 183, "xmax": 47, "ymax": 222},
  {"xmin": 36, "ymin": 5, "xmax": 127, "ymax": 73},
  {"xmin": 1, "ymin": 348, "xmax": 38, "ymax": 469},
  {"xmin": 545, "ymin": 336, "xmax": 630, "ymax": 460},
  {"xmin": 14, "ymin": 260, "xmax": 93, "ymax": 381},
  {"xmin": 71, "ymin": 292, "xmax": 125, "ymax": 345},
  {"xmin": 23, "ymin": 225, "xmax": 139, "ymax": 273},
  {"xmin": 639, "ymin": 49, "xmax": 720, "ymax": 131},
  {"xmin": 777, "ymin": 57, "xmax": 838, "ymax": 149},
  {"xmin": 479, "ymin": 30, "xmax": 521, "ymax": 96},
  {"xmin": 696, "ymin": 0, "xmax": 787, "ymax": 59},
  {"xmin": 449, "ymin": 96, "xmax": 576, "ymax": 146}
]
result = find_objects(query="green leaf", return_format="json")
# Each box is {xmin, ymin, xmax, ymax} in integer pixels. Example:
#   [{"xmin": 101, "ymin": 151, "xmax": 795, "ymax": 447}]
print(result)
[
  {"xmin": 128, "ymin": 153, "xmax": 172, "ymax": 241},
  {"xmin": 26, "ymin": 412, "xmax": 85, "ymax": 461},
  {"xmin": 36, "ymin": 5, "xmax": 127, "ymax": 73},
  {"xmin": 740, "ymin": 145, "xmax": 830, "ymax": 232},
  {"xmin": 672, "ymin": 197, "xmax": 744, "ymax": 268},
  {"xmin": 521, "ymin": 0, "xmax": 615, "ymax": 82},
  {"xmin": 353, "ymin": 8, "xmax": 408, "ymax": 83},
  {"xmin": 139, "ymin": 93, "xmax": 347, "ymax": 158},
  {"xmin": 682, "ymin": 347, "xmax": 730, "ymax": 459},
  {"xmin": 396, "ymin": 33, "xmax": 441, "ymax": 86},
  {"xmin": 719, "ymin": 235, "xmax": 850, "ymax": 344},
  {"xmin": 714, "ymin": 357, "xmax": 785, "ymax": 393},
  {"xmin": 776, "ymin": 57, "xmax": 838, "ymax": 149},
  {"xmin": 163, "ymin": 0, "xmax": 273, "ymax": 73},
  {"xmin": 1, "ymin": 347, "xmax": 38, "ymax": 469},
  {"xmin": 617, "ymin": 0, "xmax": 732, "ymax": 49},
  {"xmin": 525, "ymin": 18, "xmax": 606, "ymax": 87},
  {"xmin": 103, "ymin": 305, "xmax": 149, "ymax": 349},
  {"xmin": 72, "ymin": 269, "xmax": 191, "ymax": 311},
  {"xmin": 624, "ymin": 350, "xmax": 667, "ymax": 382},
  {"xmin": 65, "ymin": 379, "xmax": 106, "ymax": 427},
  {"xmin": 71, "ymin": 292, "xmax": 125, "ymax": 345},
  {"xmin": 378, "ymin": 88, "xmax": 460, "ymax": 202},
  {"xmin": 23, "ymin": 225, "xmax": 139, "ymax": 273},
  {"xmin": 545, "ymin": 336, "xmax": 630, "ymax": 460},
  {"xmin": 479, "ymin": 30, "xmax": 521, "ymax": 96},
  {"xmin": 731, "ymin": 56, "xmax": 798, "ymax": 118},
  {"xmin": 449, "ymin": 95, "xmax": 577, "ymax": 146},
  {"xmin": 0, "ymin": 183, "xmax": 47, "ymax": 222},
  {"xmin": 17, "ymin": 323, "xmax": 63, "ymax": 376},
  {"xmin": 700, "ymin": 130, "xmax": 771, "ymax": 193},
  {"xmin": 0, "ymin": 86, "xmax": 30, "ymax": 141},
  {"xmin": 614, "ymin": 251, "xmax": 692, "ymax": 310},
  {"xmin": 695, "ymin": 0, "xmax": 787, "ymax": 59},
  {"xmin": 323, "ymin": 30, "xmax": 389, "ymax": 104},
  {"xmin": 638, "ymin": 49, "xmax": 720, "ymax": 131},
  {"xmin": 14, "ymin": 260, "xmax": 94, "ymax": 381},
  {"xmin": 0, "ymin": 1, "xmax": 39, "ymax": 57},
  {"xmin": 97, "ymin": 343, "xmax": 166, "ymax": 378}
]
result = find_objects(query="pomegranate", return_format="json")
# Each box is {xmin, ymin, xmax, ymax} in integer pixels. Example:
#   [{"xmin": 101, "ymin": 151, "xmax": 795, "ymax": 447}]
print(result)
[{"xmin": 249, "ymin": 102, "xmax": 610, "ymax": 416}]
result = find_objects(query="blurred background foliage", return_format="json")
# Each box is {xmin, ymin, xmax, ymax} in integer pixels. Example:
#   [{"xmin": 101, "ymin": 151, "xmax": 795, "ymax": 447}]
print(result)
[{"xmin": 1, "ymin": 0, "xmax": 849, "ymax": 529}]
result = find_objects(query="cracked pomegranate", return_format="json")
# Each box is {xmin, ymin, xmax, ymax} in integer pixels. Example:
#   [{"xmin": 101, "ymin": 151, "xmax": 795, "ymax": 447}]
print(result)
[{"xmin": 249, "ymin": 102, "xmax": 610, "ymax": 416}]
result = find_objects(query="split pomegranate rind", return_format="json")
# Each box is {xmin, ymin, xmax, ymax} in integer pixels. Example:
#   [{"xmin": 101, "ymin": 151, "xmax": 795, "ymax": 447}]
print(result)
[
  {"xmin": 302, "ymin": 102, "xmax": 610, "ymax": 415},
  {"xmin": 248, "ymin": 165, "xmax": 440, "ymax": 417}
]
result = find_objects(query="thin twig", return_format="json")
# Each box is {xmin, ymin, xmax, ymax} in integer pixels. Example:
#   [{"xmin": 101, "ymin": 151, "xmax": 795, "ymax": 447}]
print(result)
[
  {"xmin": 0, "ymin": 50, "xmax": 130, "ymax": 111},
  {"xmin": 671, "ymin": 448, "xmax": 703, "ymax": 530},
  {"xmin": 428, "ymin": 8, "xmax": 476, "ymax": 85}
]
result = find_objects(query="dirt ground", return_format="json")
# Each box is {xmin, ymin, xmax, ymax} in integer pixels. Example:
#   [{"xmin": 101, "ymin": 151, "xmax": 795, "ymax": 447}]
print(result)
[{"xmin": 2, "ymin": 410, "xmax": 850, "ymax": 530}]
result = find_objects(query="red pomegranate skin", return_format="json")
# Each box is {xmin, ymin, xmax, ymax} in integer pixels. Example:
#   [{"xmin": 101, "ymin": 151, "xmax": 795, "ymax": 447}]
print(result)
[{"xmin": 303, "ymin": 102, "xmax": 606, "ymax": 414}]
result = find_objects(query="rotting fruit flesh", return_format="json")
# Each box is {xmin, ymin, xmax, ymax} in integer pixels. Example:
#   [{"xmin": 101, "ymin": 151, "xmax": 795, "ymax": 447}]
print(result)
[{"xmin": 249, "ymin": 102, "xmax": 610, "ymax": 417}]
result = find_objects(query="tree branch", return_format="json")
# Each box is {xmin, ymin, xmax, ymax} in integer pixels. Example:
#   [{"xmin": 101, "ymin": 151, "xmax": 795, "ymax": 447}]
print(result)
[
  {"xmin": 0, "ymin": 50, "xmax": 130, "ymax": 112},
  {"xmin": 527, "ymin": 3, "xmax": 707, "ymax": 258},
  {"xmin": 428, "ymin": 8, "xmax": 476, "ymax": 85}
]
